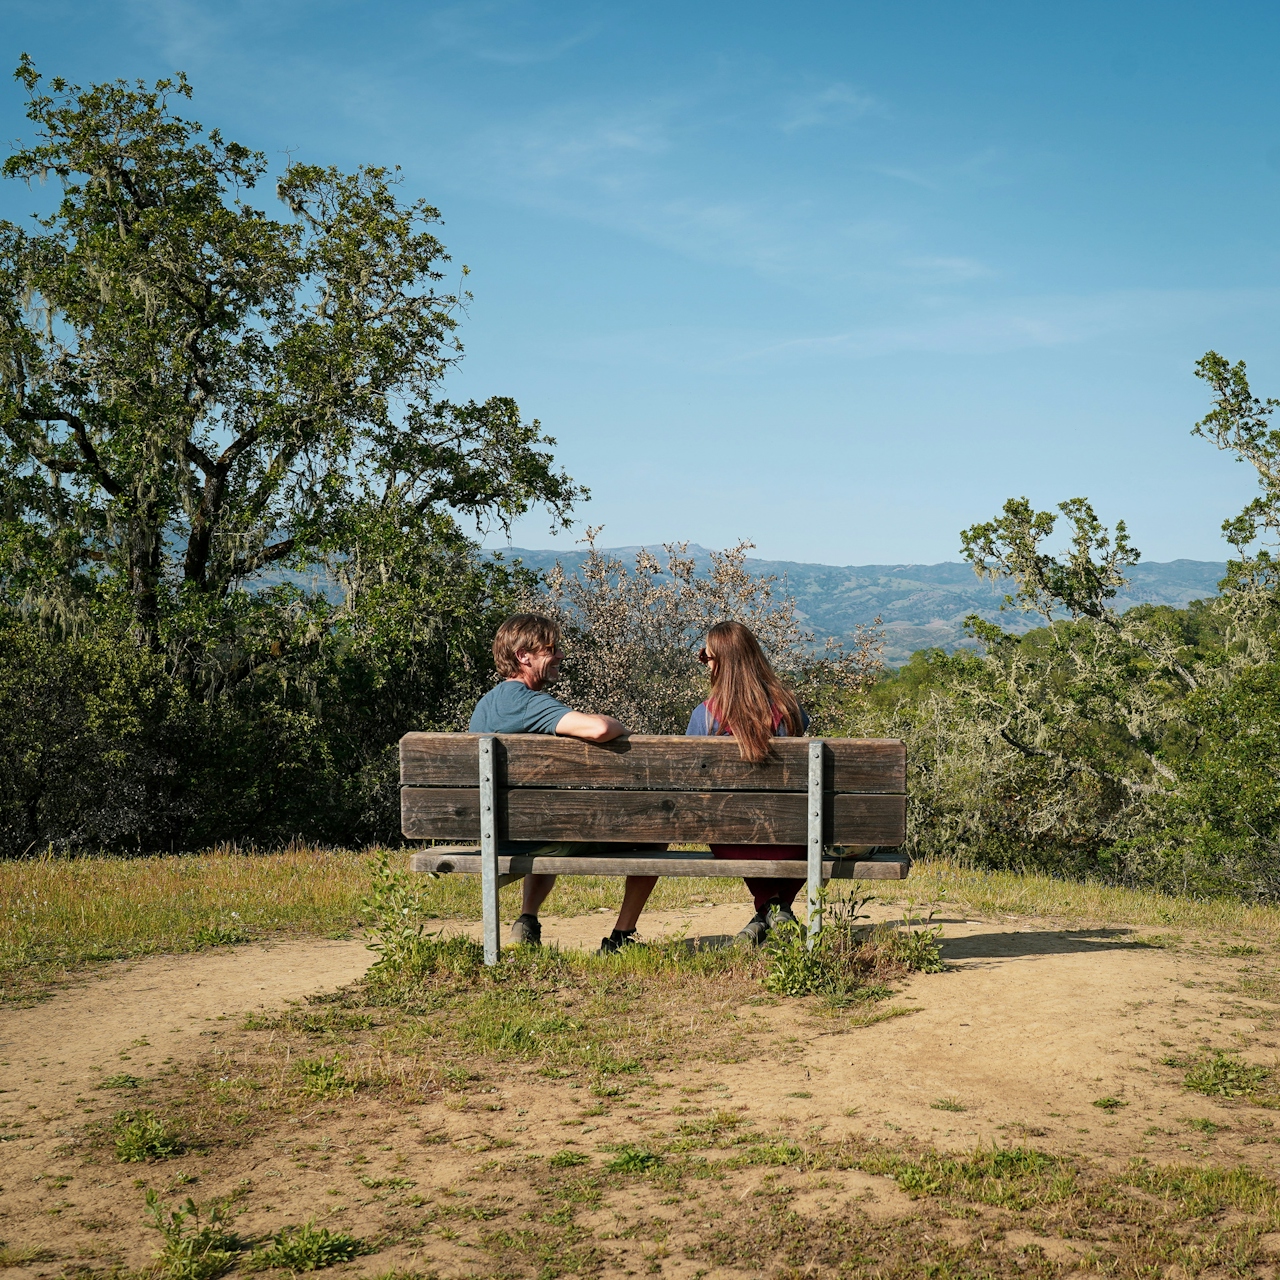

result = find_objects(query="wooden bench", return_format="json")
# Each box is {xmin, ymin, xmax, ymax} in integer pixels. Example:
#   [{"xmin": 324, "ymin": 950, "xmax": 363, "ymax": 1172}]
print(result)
[{"xmin": 400, "ymin": 732, "xmax": 909, "ymax": 963}]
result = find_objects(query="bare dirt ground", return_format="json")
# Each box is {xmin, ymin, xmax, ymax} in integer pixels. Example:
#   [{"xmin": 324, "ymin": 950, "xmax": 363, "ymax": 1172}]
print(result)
[{"xmin": 3, "ymin": 901, "xmax": 1280, "ymax": 1278}]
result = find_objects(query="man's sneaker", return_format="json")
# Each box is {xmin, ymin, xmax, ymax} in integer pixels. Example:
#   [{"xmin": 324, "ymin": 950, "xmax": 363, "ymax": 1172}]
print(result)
[
  {"xmin": 734, "ymin": 911, "xmax": 770, "ymax": 947},
  {"xmin": 598, "ymin": 928, "xmax": 639, "ymax": 955},
  {"xmin": 510, "ymin": 913, "xmax": 542, "ymax": 947},
  {"xmin": 765, "ymin": 899, "xmax": 800, "ymax": 931}
]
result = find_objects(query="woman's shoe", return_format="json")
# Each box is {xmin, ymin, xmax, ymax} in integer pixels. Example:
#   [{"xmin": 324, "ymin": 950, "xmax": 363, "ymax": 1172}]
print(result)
[{"xmin": 765, "ymin": 899, "xmax": 799, "ymax": 930}]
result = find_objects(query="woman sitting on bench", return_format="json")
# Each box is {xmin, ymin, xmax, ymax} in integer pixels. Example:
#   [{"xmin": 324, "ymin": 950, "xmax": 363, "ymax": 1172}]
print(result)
[{"xmin": 686, "ymin": 621, "xmax": 810, "ymax": 946}]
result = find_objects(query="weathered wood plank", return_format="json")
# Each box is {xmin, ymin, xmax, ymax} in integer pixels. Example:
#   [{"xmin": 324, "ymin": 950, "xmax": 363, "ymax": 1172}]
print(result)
[
  {"xmin": 399, "ymin": 733, "xmax": 905, "ymax": 794},
  {"xmin": 408, "ymin": 850, "xmax": 911, "ymax": 880},
  {"xmin": 400, "ymin": 787, "xmax": 906, "ymax": 845}
]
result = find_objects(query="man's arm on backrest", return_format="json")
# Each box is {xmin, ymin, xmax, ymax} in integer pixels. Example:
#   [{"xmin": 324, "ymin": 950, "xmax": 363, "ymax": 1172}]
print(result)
[{"xmin": 554, "ymin": 711, "xmax": 629, "ymax": 742}]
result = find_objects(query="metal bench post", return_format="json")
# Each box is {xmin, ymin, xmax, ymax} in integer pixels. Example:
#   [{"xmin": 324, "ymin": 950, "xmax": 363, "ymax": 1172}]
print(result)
[
  {"xmin": 479, "ymin": 735, "xmax": 500, "ymax": 965},
  {"xmin": 807, "ymin": 738, "xmax": 824, "ymax": 949}
]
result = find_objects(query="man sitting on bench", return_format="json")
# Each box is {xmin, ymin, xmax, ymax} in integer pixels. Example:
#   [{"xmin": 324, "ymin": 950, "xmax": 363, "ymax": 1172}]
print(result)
[{"xmin": 468, "ymin": 613, "xmax": 663, "ymax": 952}]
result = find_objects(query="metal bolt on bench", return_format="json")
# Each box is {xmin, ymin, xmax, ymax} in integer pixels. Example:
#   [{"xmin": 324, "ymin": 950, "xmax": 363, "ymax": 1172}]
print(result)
[{"xmin": 400, "ymin": 731, "xmax": 910, "ymax": 965}]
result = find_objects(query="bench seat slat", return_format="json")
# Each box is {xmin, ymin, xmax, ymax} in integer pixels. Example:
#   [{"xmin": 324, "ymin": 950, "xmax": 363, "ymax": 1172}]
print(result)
[
  {"xmin": 399, "ymin": 733, "xmax": 905, "ymax": 794},
  {"xmin": 400, "ymin": 786, "xmax": 906, "ymax": 846},
  {"xmin": 408, "ymin": 850, "xmax": 911, "ymax": 880}
]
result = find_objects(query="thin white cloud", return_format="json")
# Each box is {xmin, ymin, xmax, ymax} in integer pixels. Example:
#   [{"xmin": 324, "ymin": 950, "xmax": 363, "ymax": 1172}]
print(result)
[
  {"xmin": 550, "ymin": 288, "xmax": 1280, "ymax": 370},
  {"xmin": 425, "ymin": 1, "xmax": 602, "ymax": 66},
  {"xmin": 125, "ymin": 0, "xmax": 227, "ymax": 65},
  {"xmin": 779, "ymin": 82, "xmax": 883, "ymax": 132},
  {"xmin": 759, "ymin": 288, "xmax": 1280, "ymax": 360},
  {"xmin": 901, "ymin": 255, "xmax": 992, "ymax": 282}
]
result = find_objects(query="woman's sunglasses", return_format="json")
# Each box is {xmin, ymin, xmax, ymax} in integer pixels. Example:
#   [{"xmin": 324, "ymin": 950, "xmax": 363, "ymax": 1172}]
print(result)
[{"xmin": 697, "ymin": 648, "xmax": 715, "ymax": 665}]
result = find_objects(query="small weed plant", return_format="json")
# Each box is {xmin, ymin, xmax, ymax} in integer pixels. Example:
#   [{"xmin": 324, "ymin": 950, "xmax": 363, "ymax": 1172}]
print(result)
[
  {"xmin": 297, "ymin": 1057, "xmax": 354, "ymax": 1098},
  {"xmin": 193, "ymin": 917, "xmax": 248, "ymax": 947},
  {"xmin": 605, "ymin": 1147, "xmax": 664, "ymax": 1174},
  {"xmin": 361, "ymin": 851, "xmax": 440, "ymax": 972},
  {"xmin": 248, "ymin": 1222, "xmax": 363, "ymax": 1272},
  {"xmin": 114, "ymin": 1110, "xmax": 184, "ymax": 1162},
  {"xmin": 98, "ymin": 1073, "xmax": 142, "ymax": 1089},
  {"xmin": 763, "ymin": 891, "xmax": 942, "ymax": 1000},
  {"xmin": 1184, "ymin": 1051, "xmax": 1271, "ymax": 1099},
  {"xmin": 144, "ymin": 1189, "xmax": 240, "ymax": 1280}
]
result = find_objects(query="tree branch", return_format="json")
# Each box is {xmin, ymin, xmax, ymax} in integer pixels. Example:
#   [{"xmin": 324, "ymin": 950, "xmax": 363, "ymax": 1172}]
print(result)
[
  {"xmin": 13, "ymin": 408, "xmax": 122, "ymax": 497},
  {"xmin": 998, "ymin": 728, "xmax": 1166, "ymax": 796}
]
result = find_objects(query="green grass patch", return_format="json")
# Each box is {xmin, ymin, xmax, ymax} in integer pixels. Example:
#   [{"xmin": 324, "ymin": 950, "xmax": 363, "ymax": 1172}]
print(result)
[
  {"xmin": 98, "ymin": 1072, "xmax": 143, "ymax": 1089},
  {"xmin": 604, "ymin": 1147, "xmax": 664, "ymax": 1174},
  {"xmin": 1184, "ymin": 1051, "xmax": 1271, "ymax": 1099},
  {"xmin": 863, "ymin": 1145, "xmax": 1071, "ymax": 1210},
  {"xmin": 114, "ymin": 1110, "xmax": 185, "ymax": 1162},
  {"xmin": 247, "ymin": 1222, "xmax": 364, "ymax": 1272},
  {"xmin": 548, "ymin": 1150, "xmax": 589, "ymax": 1168}
]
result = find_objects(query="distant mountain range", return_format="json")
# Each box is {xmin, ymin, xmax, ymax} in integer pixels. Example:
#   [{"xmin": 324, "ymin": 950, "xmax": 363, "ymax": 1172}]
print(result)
[{"xmin": 492, "ymin": 545, "xmax": 1228, "ymax": 665}]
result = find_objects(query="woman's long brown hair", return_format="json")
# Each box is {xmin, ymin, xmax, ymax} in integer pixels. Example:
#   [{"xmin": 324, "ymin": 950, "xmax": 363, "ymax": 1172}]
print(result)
[{"xmin": 704, "ymin": 621, "xmax": 803, "ymax": 762}]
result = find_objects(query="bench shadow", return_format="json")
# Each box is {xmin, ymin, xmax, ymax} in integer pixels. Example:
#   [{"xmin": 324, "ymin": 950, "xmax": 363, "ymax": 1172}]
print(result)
[
  {"xmin": 680, "ymin": 933, "xmax": 736, "ymax": 951},
  {"xmin": 940, "ymin": 927, "xmax": 1159, "ymax": 963},
  {"xmin": 645, "ymin": 927, "xmax": 1160, "ymax": 961}
]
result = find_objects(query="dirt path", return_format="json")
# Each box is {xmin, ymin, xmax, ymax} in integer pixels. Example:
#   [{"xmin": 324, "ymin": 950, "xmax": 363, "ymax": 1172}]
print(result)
[{"xmin": 3, "ymin": 903, "xmax": 1279, "ymax": 1278}]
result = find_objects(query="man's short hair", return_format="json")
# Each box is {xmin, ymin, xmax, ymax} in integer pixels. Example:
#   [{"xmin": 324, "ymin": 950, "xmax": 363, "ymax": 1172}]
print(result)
[{"xmin": 493, "ymin": 613, "xmax": 561, "ymax": 678}]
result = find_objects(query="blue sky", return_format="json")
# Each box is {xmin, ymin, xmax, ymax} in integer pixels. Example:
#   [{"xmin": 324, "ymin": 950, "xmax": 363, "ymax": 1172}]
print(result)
[{"xmin": 2, "ymin": 0, "xmax": 1278, "ymax": 565}]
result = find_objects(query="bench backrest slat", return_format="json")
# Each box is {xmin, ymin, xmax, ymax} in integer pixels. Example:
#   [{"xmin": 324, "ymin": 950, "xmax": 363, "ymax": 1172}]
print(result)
[
  {"xmin": 399, "ymin": 733, "xmax": 906, "ymax": 847},
  {"xmin": 400, "ymin": 733, "xmax": 904, "ymax": 793},
  {"xmin": 400, "ymin": 786, "xmax": 905, "ymax": 845}
]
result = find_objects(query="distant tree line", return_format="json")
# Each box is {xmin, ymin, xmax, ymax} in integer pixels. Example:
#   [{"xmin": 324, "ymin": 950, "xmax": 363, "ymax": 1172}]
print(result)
[{"xmin": 4, "ymin": 62, "xmax": 1280, "ymax": 901}]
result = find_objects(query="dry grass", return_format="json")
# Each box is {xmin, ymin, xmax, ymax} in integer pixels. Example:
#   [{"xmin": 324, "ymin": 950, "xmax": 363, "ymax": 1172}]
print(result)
[
  {"xmin": 0, "ymin": 845, "xmax": 751, "ymax": 1000},
  {"xmin": 882, "ymin": 856, "xmax": 1280, "ymax": 943},
  {"xmin": 10, "ymin": 843, "xmax": 1280, "ymax": 1003}
]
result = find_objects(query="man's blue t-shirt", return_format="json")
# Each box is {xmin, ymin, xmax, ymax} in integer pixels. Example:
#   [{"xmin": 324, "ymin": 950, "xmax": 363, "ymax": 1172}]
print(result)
[{"xmin": 469, "ymin": 679, "xmax": 572, "ymax": 735}]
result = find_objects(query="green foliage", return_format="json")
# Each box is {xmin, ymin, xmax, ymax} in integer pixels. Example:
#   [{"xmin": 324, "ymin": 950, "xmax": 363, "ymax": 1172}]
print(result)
[
  {"xmin": 762, "ymin": 893, "xmax": 940, "ymax": 999},
  {"xmin": 361, "ymin": 850, "xmax": 442, "ymax": 972},
  {"xmin": 604, "ymin": 1147, "xmax": 664, "ymax": 1174},
  {"xmin": 114, "ymin": 1109, "xmax": 184, "ymax": 1161},
  {"xmin": 0, "ymin": 61, "xmax": 577, "ymax": 854},
  {"xmin": 144, "ymin": 1189, "xmax": 241, "ymax": 1280},
  {"xmin": 548, "ymin": 1150, "xmax": 589, "ymax": 1169},
  {"xmin": 869, "ymin": 1146, "xmax": 1070, "ymax": 1210},
  {"xmin": 193, "ymin": 919, "xmax": 248, "ymax": 947},
  {"xmin": 1183, "ymin": 1051, "xmax": 1271, "ymax": 1099},
  {"xmin": 247, "ymin": 1222, "xmax": 363, "ymax": 1273},
  {"xmin": 832, "ymin": 356, "xmax": 1280, "ymax": 898},
  {"xmin": 296, "ymin": 1057, "xmax": 354, "ymax": 1098}
]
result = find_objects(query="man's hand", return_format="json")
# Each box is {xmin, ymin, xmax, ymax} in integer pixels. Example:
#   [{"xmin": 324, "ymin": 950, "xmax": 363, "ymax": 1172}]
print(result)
[{"xmin": 555, "ymin": 712, "xmax": 630, "ymax": 742}]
